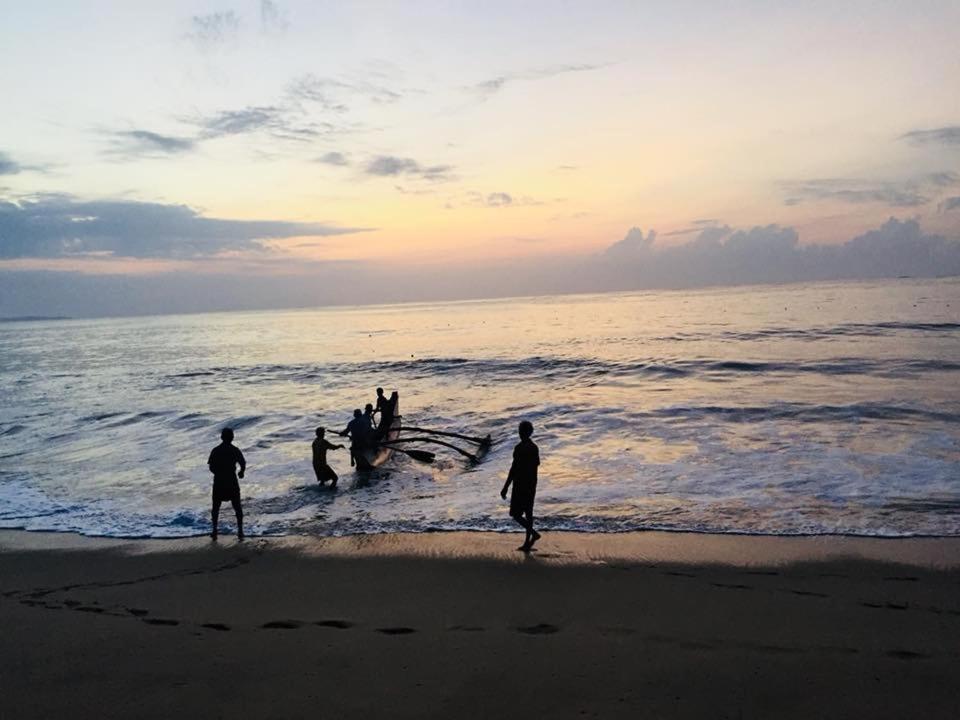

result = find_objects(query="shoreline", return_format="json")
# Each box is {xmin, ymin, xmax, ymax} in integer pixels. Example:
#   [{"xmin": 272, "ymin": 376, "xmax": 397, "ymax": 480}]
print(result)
[{"xmin": 3, "ymin": 527, "xmax": 960, "ymax": 568}]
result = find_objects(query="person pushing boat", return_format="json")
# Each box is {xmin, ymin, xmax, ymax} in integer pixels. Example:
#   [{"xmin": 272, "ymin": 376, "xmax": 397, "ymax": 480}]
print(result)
[
  {"xmin": 312, "ymin": 427, "xmax": 344, "ymax": 488},
  {"xmin": 337, "ymin": 409, "xmax": 369, "ymax": 467}
]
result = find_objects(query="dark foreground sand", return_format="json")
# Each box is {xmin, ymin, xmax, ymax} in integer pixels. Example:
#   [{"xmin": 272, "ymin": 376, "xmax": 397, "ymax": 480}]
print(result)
[{"xmin": 2, "ymin": 530, "xmax": 959, "ymax": 719}]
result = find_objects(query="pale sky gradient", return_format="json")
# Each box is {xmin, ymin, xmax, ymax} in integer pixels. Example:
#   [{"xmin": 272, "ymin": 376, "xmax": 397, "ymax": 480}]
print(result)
[{"xmin": 2, "ymin": 1, "xmax": 959, "ymax": 315}]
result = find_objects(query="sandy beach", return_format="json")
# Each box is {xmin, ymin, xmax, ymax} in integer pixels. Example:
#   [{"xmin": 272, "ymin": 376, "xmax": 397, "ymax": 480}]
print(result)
[{"xmin": 2, "ymin": 529, "xmax": 959, "ymax": 719}]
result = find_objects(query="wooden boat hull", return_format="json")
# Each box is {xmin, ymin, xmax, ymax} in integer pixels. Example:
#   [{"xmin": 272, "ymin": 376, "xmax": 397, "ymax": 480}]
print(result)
[{"xmin": 356, "ymin": 391, "xmax": 400, "ymax": 471}]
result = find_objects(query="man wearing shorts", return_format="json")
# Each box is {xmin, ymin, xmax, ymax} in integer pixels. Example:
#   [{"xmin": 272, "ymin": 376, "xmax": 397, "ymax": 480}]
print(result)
[
  {"xmin": 500, "ymin": 420, "xmax": 542, "ymax": 552},
  {"xmin": 208, "ymin": 427, "xmax": 246, "ymax": 540}
]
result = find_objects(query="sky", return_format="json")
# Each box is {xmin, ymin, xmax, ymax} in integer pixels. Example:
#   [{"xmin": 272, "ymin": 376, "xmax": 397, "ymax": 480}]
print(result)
[{"xmin": 2, "ymin": 0, "xmax": 959, "ymax": 316}]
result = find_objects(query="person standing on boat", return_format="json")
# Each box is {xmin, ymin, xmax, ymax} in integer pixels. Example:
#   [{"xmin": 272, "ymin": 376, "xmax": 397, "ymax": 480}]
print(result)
[
  {"xmin": 208, "ymin": 427, "xmax": 246, "ymax": 541},
  {"xmin": 337, "ymin": 409, "xmax": 366, "ymax": 467},
  {"xmin": 312, "ymin": 427, "xmax": 344, "ymax": 488},
  {"xmin": 374, "ymin": 387, "xmax": 393, "ymax": 424},
  {"xmin": 500, "ymin": 420, "xmax": 541, "ymax": 552}
]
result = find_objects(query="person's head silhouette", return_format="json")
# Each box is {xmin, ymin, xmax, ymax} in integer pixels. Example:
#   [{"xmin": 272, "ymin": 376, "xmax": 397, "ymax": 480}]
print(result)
[
  {"xmin": 316, "ymin": 427, "xmax": 325, "ymax": 437},
  {"xmin": 376, "ymin": 387, "xmax": 384, "ymax": 397},
  {"xmin": 365, "ymin": 403, "xmax": 374, "ymax": 414},
  {"xmin": 221, "ymin": 427, "xmax": 234, "ymax": 443},
  {"xmin": 353, "ymin": 409, "xmax": 362, "ymax": 419},
  {"xmin": 518, "ymin": 420, "xmax": 533, "ymax": 440}
]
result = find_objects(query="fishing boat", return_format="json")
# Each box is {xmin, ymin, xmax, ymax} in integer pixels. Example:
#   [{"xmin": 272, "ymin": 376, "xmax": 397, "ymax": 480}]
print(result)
[{"xmin": 355, "ymin": 391, "xmax": 401, "ymax": 472}]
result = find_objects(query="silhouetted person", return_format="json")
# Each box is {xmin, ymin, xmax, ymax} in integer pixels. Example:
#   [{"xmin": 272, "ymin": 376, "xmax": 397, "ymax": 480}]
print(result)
[
  {"xmin": 374, "ymin": 387, "xmax": 394, "ymax": 430},
  {"xmin": 312, "ymin": 427, "xmax": 344, "ymax": 488},
  {"xmin": 337, "ymin": 409, "xmax": 365, "ymax": 467},
  {"xmin": 208, "ymin": 427, "xmax": 245, "ymax": 541},
  {"xmin": 500, "ymin": 420, "xmax": 541, "ymax": 552},
  {"xmin": 364, "ymin": 402, "xmax": 377, "ymax": 432}
]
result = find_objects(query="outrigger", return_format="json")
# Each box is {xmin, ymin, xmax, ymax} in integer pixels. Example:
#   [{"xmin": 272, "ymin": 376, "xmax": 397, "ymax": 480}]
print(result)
[{"xmin": 349, "ymin": 391, "xmax": 493, "ymax": 470}]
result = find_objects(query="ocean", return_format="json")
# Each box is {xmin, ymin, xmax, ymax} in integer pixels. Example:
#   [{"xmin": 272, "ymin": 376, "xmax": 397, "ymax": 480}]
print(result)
[{"xmin": 1, "ymin": 278, "xmax": 958, "ymax": 538}]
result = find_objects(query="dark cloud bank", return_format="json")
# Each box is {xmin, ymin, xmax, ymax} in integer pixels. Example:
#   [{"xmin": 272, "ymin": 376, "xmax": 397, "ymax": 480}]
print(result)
[
  {"xmin": 2, "ymin": 215, "xmax": 959, "ymax": 318},
  {"xmin": 0, "ymin": 195, "xmax": 364, "ymax": 259}
]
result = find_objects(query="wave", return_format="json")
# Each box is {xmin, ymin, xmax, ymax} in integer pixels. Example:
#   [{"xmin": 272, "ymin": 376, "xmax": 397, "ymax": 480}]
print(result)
[
  {"xmin": 657, "ymin": 320, "xmax": 960, "ymax": 342},
  {"xmin": 160, "ymin": 355, "xmax": 960, "ymax": 388}
]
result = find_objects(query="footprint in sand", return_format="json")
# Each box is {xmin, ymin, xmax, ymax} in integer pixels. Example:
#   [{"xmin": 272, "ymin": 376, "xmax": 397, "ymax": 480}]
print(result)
[
  {"xmin": 126, "ymin": 607, "xmax": 149, "ymax": 617},
  {"xmin": 142, "ymin": 618, "xmax": 179, "ymax": 626},
  {"xmin": 376, "ymin": 627, "xmax": 417, "ymax": 635},
  {"xmin": 787, "ymin": 589, "xmax": 829, "ymax": 598},
  {"xmin": 887, "ymin": 649, "xmax": 929, "ymax": 660},
  {"xmin": 200, "ymin": 623, "xmax": 231, "ymax": 631},
  {"xmin": 262, "ymin": 620, "xmax": 303, "ymax": 629},
  {"xmin": 517, "ymin": 623, "xmax": 559, "ymax": 635},
  {"xmin": 314, "ymin": 620, "xmax": 354, "ymax": 629}
]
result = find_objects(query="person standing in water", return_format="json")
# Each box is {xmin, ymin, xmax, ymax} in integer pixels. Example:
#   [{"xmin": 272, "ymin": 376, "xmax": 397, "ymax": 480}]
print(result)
[
  {"xmin": 500, "ymin": 420, "xmax": 542, "ymax": 552},
  {"xmin": 312, "ymin": 427, "xmax": 344, "ymax": 488},
  {"xmin": 337, "ymin": 409, "xmax": 365, "ymax": 467},
  {"xmin": 208, "ymin": 427, "xmax": 246, "ymax": 541}
]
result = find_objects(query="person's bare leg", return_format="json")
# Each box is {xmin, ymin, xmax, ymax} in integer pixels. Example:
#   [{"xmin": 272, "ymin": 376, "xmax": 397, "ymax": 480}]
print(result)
[
  {"xmin": 231, "ymin": 498, "xmax": 244, "ymax": 540},
  {"xmin": 211, "ymin": 500, "xmax": 221, "ymax": 540},
  {"xmin": 527, "ymin": 511, "xmax": 541, "ymax": 549},
  {"xmin": 512, "ymin": 511, "xmax": 532, "ymax": 551}
]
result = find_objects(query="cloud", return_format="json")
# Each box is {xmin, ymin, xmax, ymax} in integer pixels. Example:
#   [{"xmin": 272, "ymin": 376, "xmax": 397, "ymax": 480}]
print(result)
[
  {"xmin": 782, "ymin": 173, "xmax": 959, "ymax": 208},
  {"xmin": 365, "ymin": 155, "xmax": 454, "ymax": 181},
  {"xmin": 187, "ymin": 11, "xmax": 240, "ymax": 51},
  {"xmin": 899, "ymin": 126, "xmax": 960, "ymax": 147},
  {"xmin": 485, "ymin": 192, "xmax": 512, "ymax": 207},
  {"xmin": 105, "ymin": 130, "xmax": 196, "ymax": 158},
  {"xmin": 469, "ymin": 63, "xmax": 606, "ymax": 100},
  {"xmin": 187, "ymin": 105, "xmax": 340, "ymax": 143},
  {"xmin": 0, "ymin": 151, "xmax": 22, "ymax": 175},
  {"xmin": 286, "ymin": 76, "xmax": 351, "ymax": 113},
  {"xmin": 604, "ymin": 227, "xmax": 657, "ymax": 258},
  {"xmin": 590, "ymin": 218, "xmax": 960, "ymax": 288},
  {"xmin": 0, "ymin": 194, "xmax": 367, "ymax": 259},
  {"xmin": 260, "ymin": 0, "xmax": 288, "ymax": 34},
  {"xmin": 287, "ymin": 73, "xmax": 402, "ymax": 111},
  {"xmin": 661, "ymin": 219, "xmax": 725, "ymax": 238},
  {"xmin": 457, "ymin": 191, "xmax": 544, "ymax": 208},
  {"xmin": 939, "ymin": 197, "xmax": 960, "ymax": 212},
  {"xmin": 316, "ymin": 151, "xmax": 349, "ymax": 166}
]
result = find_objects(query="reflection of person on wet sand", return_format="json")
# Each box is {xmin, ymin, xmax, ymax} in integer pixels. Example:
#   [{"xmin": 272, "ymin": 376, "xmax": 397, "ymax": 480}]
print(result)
[
  {"xmin": 312, "ymin": 427, "xmax": 344, "ymax": 488},
  {"xmin": 500, "ymin": 420, "xmax": 542, "ymax": 552},
  {"xmin": 208, "ymin": 427, "xmax": 245, "ymax": 541}
]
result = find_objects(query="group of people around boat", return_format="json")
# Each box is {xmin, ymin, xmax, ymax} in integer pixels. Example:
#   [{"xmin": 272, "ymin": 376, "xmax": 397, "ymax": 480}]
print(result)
[{"xmin": 207, "ymin": 388, "xmax": 542, "ymax": 551}]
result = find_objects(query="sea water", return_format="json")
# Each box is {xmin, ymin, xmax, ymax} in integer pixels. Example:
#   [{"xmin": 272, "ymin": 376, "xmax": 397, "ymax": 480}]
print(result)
[{"xmin": 1, "ymin": 278, "xmax": 958, "ymax": 538}]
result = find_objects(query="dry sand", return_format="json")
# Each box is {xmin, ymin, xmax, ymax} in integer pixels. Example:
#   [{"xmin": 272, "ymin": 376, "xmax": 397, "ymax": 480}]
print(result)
[{"xmin": 2, "ymin": 529, "xmax": 959, "ymax": 719}]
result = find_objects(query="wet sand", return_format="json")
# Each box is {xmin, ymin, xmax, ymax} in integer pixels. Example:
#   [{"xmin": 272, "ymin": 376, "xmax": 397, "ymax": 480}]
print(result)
[{"xmin": 2, "ymin": 530, "xmax": 959, "ymax": 719}]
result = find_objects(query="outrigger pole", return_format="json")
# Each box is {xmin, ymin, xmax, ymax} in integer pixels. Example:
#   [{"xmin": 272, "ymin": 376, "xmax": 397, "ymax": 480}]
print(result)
[
  {"xmin": 401, "ymin": 427, "xmax": 492, "ymax": 447},
  {"xmin": 380, "ymin": 437, "xmax": 481, "ymax": 463}
]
